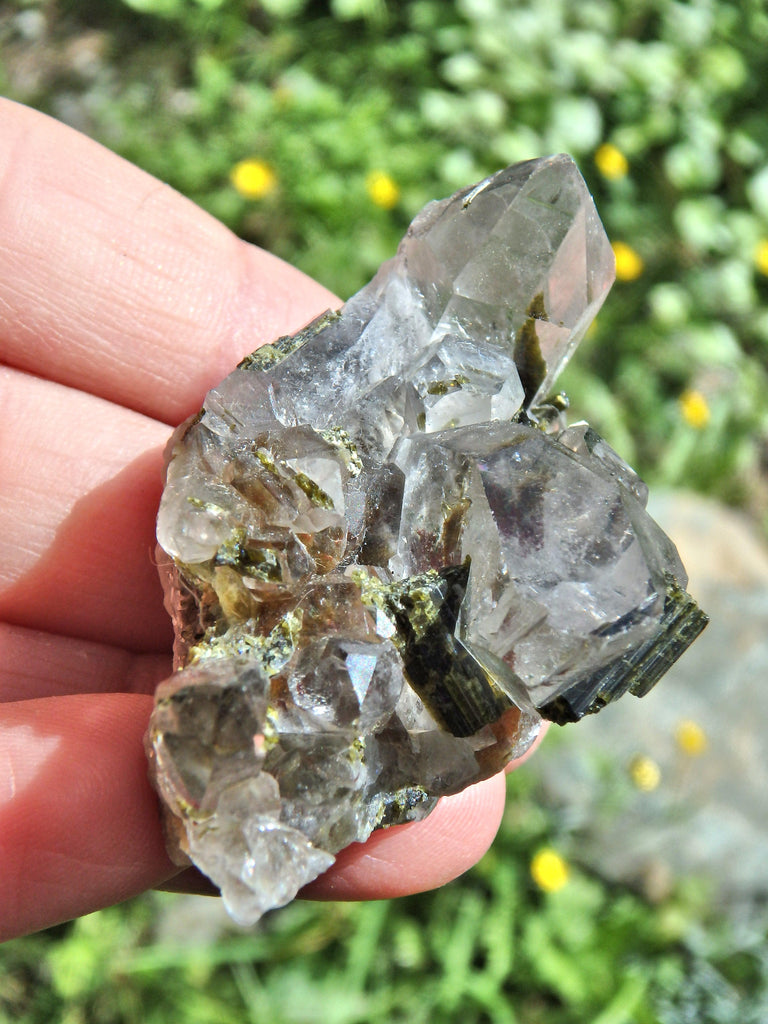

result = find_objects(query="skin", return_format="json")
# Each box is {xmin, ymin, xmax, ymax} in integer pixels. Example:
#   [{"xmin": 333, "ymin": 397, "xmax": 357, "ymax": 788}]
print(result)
[{"xmin": 0, "ymin": 99, "xmax": 544, "ymax": 942}]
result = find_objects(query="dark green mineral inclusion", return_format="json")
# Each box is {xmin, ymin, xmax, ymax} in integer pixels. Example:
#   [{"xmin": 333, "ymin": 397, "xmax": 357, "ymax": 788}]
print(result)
[
  {"xmin": 383, "ymin": 562, "xmax": 511, "ymax": 737},
  {"xmin": 513, "ymin": 292, "xmax": 548, "ymax": 403},
  {"xmin": 238, "ymin": 333, "xmax": 304, "ymax": 372},
  {"xmin": 238, "ymin": 310, "xmax": 341, "ymax": 372},
  {"xmin": 539, "ymin": 577, "xmax": 709, "ymax": 725},
  {"xmin": 292, "ymin": 471, "xmax": 335, "ymax": 510},
  {"xmin": 426, "ymin": 374, "xmax": 470, "ymax": 396}
]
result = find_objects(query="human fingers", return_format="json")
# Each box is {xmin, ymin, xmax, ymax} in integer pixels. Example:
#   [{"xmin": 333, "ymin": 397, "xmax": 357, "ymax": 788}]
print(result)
[
  {"xmin": 0, "ymin": 693, "xmax": 178, "ymax": 942},
  {"xmin": 0, "ymin": 366, "xmax": 169, "ymax": 651},
  {"xmin": 0, "ymin": 623, "xmax": 170, "ymax": 702},
  {"xmin": 0, "ymin": 99, "xmax": 338, "ymax": 423}
]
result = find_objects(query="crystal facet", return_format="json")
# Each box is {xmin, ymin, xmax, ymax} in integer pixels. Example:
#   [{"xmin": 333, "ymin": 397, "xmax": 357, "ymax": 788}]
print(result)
[{"xmin": 146, "ymin": 155, "xmax": 707, "ymax": 924}]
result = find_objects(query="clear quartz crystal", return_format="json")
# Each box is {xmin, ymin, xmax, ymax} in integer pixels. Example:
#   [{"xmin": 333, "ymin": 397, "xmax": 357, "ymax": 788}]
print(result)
[{"xmin": 147, "ymin": 155, "xmax": 707, "ymax": 924}]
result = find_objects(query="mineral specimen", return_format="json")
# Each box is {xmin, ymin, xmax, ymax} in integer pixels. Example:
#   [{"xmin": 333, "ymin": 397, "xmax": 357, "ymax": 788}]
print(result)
[{"xmin": 146, "ymin": 155, "xmax": 708, "ymax": 924}]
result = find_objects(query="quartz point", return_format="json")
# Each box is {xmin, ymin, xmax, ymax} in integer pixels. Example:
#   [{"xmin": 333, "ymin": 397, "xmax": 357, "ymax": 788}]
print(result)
[{"xmin": 146, "ymin": 155, "xmax": 708, "ymax": 924}]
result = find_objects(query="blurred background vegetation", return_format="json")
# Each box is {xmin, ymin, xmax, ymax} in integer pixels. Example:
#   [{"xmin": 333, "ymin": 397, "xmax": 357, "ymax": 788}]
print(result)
[
  {"xmin": 2, "ymin": 0, "xmax": 768, "ymax": 1021},
  {"xmin": 3, "ymin": 0, "xmax": 768, "ymax": 518}
]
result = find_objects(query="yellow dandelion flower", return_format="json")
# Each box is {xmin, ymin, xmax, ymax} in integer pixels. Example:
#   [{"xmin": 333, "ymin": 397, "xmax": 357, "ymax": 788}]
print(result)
[
  {"xmin": 230, "ymin": 159, "xmax": 277, "ymax": 200},
  {"xmin": 366, "ymin": 170, "xmax": 400, "ymax": 210},
  {"xmin": 595, "ymin": 143, "xmax": 629, "ymax": 181},
  {"xmin": 679, "ymin": 389, "xmax": 711, "ymax": 430},
  {"xmin": 530, "ymin": 848, "xmax": 570, "ymax": 893},
  {"xmin": 754, "ymin": 240, "xmax": 768, "ymax": 277},
  {"xmin": 629, "ymin": 754, "xmax": 661, "ymax": 792},
  {"xmin": 675, "ymin": 719, "xmax": 708, "ymax": 756},
  {"xmin": 612, "ymin": 241, "xmax": 644, "ymax": 281}
]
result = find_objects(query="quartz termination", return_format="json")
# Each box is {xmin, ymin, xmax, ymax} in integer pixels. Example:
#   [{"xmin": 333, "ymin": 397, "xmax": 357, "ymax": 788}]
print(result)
[{"xmin": 147, "ymin": 155, "xmax": 708, "ymax": 924}]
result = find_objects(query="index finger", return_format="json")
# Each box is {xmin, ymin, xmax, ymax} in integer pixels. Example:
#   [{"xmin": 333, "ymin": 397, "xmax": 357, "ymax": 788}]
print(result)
[{"xmin": 0, "ymin": 100, "xmax": 338, "ymax": 424}]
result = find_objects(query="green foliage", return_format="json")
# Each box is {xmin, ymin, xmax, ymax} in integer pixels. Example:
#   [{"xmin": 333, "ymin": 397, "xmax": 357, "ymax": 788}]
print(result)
[
  {"xmin": 3, "ymin": 0, "xmax": 767, "ymax": 510},
  {"xmin": 3, "ymin": 769, "xmax": 767, "ymax": 1023},
  {"xmin": 119, "ymin": 0, "xmax": 229, "ymax": 16}
]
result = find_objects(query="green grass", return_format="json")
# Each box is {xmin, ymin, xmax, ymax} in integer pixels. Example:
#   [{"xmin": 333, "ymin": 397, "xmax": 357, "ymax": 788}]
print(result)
[{"xmin": 3, "ymin": 767, "xmax": 768, "ymax": 1024}]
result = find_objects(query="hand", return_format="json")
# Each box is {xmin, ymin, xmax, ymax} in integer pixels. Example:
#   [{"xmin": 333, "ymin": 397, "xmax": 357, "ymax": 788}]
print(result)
[{"xmin": 0, "ymin": 99, "xmax": 542, "ymax": 942}]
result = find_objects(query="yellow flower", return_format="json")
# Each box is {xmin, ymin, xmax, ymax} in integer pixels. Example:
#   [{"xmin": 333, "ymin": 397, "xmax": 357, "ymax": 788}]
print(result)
[
  {"xmin": 675, "ymin": 719, "xmax": 708, "ymax": 756},
  {"xmin": 230, "ymin": 159, "xmax": 277, "ymax": 200},
  {"xmin": 366, "ymin": 170, "xmax": 400, "ymax": 210},
  {"xmin": 595, "ymin": 143, "xmax": 629, "ymax": 181},
  {"xmin": 629, "ymin": 754, "xmax": 661, "ymax": 792},
  {"xmin": 754, "ymin": 239, "xmax": 768, "ymax": 276},
  {"xmin": 612, "ymin": 241, "xmax": 644, "ymax": 281},
  {"xmin": 679, "ymin": 389, "xmax": 711, "ymax": 429},
  {"xmin": 530, "ymin": 848, "xmax": 570, "ymax": 893}
]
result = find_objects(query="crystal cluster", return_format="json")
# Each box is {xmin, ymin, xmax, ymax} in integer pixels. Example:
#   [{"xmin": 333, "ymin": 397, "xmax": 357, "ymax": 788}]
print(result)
[{"xmin": 146, "ymin": 155, "xmax": 707, "ymax": 923}]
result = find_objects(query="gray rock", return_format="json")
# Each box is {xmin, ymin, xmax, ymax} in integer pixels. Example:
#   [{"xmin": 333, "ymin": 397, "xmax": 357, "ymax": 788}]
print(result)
[{"xmin": 536, "ymin": 494, "xmax": 768, "ymax": 903}]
